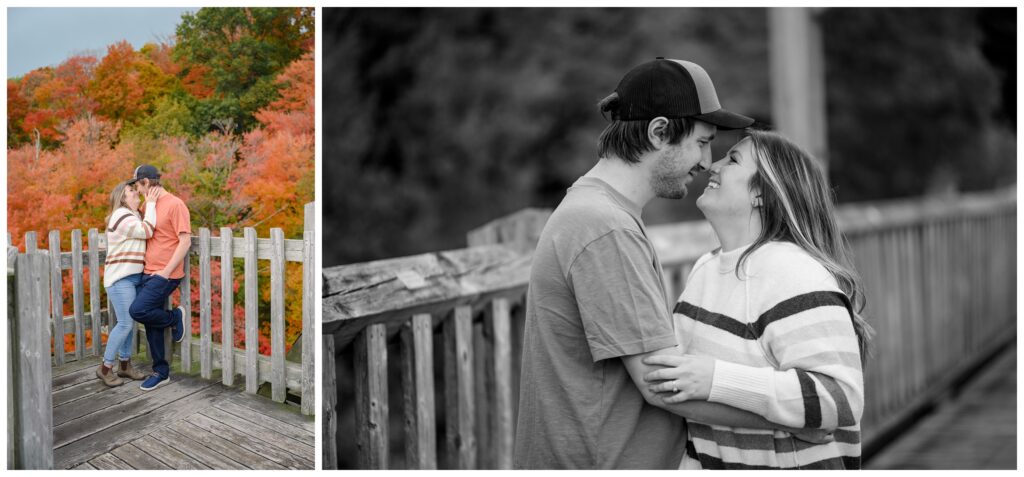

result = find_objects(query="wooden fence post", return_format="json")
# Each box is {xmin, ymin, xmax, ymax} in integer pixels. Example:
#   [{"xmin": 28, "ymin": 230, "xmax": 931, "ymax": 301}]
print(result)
[
  {"xmin": 71, "ymin": 230, "xmax": 85, "ymax": 359},
  {"xmin": 444, "ymin": 306, "xmax": 476, "ymax": 469},
  {"xmin": 10, "ymin": 253, "xmax": 55, "ymax": 469},
  {"xmin": 243, "ymin": 228, "xmax": 258, "ymax": 394},
  {"xmin": 88, "ymin": 229, "xmax": 101, "ymax": 357},
  {"xmin": 301, "ymin": 202, "xmax": 315, "ymax": 415},
  {"xmin": 322, "ymin": 335, "xmax": 338, "ymax": 469},
  {"xmin": 355, "ymin": 323, "xmax": 389, "ymax": 469},
  {"xmin": 402, "ymin": 313, "xmax": 437, "ymax": 469},
  {"xmin": 199, "ymin": 228, "xmax": 212, "ymax": 379},
  {"xmin": 220, "ymin": 227, "xmax": 235, "ymax": 386},
  {"xmin": 270, "ymin": 228, "xmax": 286, "ymax": 402},
  {"xmin": 49, "ymin": 231, "xmax": 64, "ymax": 366}
]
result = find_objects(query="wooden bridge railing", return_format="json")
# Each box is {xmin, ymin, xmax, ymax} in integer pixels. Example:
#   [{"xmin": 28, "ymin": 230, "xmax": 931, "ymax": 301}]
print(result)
[
  {"xmin": 323, "ymin": 188, "xmax": 1016, "ymax": 469},
  {"xmin": 6, "ymin": 202, "xmax": 315, "ymax": 469}
]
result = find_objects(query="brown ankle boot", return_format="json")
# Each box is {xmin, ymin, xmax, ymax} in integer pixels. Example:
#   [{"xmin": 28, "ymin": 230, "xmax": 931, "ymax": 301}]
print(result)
[
  {"xmin": 97, "ymin": 364, "xmax": 124, "ymax": 387},
  {"xmin": 116, "ymin": 359, "xmax": 147, "ymax": 380}
]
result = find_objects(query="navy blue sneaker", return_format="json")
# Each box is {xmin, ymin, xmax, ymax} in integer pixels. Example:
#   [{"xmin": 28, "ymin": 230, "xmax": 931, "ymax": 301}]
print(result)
[
  {"xmin": 172, "ymin": 306, "xmax": 185, "ymax": 343},
  {"xmin": 140, "ymin": 374, "xmax": 170, "ymax": 391}
]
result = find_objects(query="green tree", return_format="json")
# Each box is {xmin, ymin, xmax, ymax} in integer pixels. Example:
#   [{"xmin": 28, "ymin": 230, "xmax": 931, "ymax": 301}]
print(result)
[{"xmin": 173, "ymin": 7, "xmax": 314, "ymax": 132}]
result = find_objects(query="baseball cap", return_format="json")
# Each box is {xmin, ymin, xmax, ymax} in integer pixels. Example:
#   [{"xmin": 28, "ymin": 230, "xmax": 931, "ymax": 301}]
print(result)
[
  {"xmin": 128, "ymin": 164, "xmax": 161, "ymax": 184},
  {"xmin": 612, "ymin": 57, "xmax": 754, "ymax": 130}
]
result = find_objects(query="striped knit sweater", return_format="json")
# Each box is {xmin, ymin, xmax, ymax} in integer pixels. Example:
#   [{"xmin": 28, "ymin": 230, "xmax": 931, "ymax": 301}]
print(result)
[
  {"xmin": 104, "ymin": 204, "xmax": 156, "ymax": 288},
  {"xmin": 674, "ymin": 240, "xmax": 864, "ymax": 469}
]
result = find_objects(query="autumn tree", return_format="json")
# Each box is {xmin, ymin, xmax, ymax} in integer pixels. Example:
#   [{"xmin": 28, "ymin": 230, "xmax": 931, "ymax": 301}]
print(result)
[{"xmin": 173, "ymin": 7, "xmax": 314, "ymax": 132}]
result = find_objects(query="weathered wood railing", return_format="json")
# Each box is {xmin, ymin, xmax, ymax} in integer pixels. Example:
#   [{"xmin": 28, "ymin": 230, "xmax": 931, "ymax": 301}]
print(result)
[
  {"xmin": 6, "ymin": 202, "xmax": 315, "ymax": 470},
  {"xmin": 323, "ymin": 188, "xmax": 1015, "ymax": 469}
]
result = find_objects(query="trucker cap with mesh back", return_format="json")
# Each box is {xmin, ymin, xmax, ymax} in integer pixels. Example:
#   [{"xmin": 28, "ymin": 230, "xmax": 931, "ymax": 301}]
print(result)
[{"xmin": 612, "ymin": 57, "xmax": 754, "ymax": 130}]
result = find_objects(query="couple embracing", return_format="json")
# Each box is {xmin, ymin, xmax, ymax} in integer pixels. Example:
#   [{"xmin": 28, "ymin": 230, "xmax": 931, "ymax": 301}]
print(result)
[
  {"xmin": 514, "ymin": 58, "xmax": 871, "ymax": 470},
  {"xmin": 96, "ymin": 165, "xmax": 192, "ymax": 391}
]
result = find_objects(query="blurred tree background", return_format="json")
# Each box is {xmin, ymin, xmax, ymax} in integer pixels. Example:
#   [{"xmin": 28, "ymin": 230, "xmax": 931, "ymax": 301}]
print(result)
[{"xmin": 324, "ymin": 7, "xmax": 1015, "ymax": 267}]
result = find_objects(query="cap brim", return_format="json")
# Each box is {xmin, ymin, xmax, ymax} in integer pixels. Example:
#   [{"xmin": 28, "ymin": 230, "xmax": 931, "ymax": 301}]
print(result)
[{"xmin": 693, "ymin": 109, "xmax": 755, "ymax": 130}]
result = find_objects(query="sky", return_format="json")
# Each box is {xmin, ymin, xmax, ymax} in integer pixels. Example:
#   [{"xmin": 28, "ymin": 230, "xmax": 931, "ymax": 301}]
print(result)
[{"xmin": 7, "ymin": 7, "xmax": 198, "ymax": 78}]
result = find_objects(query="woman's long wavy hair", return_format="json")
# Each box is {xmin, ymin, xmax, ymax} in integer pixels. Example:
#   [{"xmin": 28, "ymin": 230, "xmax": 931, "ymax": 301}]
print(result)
[
  {"xmin": 739, "ymin": 129, "xmax": 874, "ymax": 363},
  {"xmin": 105, "ymin": 181, "xmax": 133, "ymax": 227}
]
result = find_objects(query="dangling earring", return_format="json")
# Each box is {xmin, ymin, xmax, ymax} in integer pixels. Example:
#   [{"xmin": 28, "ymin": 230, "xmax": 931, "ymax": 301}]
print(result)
[{"xmin": 751, "ymin": 196, "xmax": 763, "ymax": 208}]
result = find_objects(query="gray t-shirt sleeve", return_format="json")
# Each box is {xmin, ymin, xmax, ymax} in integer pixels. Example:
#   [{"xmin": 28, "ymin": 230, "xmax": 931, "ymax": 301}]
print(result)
[{"xmin": 567, "ymin": 229, "xmax": 677, "ymax": 362}]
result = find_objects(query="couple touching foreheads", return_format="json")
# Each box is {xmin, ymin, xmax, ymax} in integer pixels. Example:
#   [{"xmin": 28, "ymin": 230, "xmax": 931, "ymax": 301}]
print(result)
[
  {"xmin": 96, "ymin": 165, "xmax": 192, "ymax": 391},
  {"xmin": 514, "ymin": 58, "xmax": 871, "ymax": 470}
]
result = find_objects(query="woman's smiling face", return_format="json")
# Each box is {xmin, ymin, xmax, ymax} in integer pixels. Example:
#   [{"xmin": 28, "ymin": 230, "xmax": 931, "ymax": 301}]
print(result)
[{"xmin": 696, "ymin": 136, "xmax": 760, "ymax": 219}]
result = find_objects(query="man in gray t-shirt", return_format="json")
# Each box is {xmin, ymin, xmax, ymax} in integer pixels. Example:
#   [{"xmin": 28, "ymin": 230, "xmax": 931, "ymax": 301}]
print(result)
[{"xmin": 513, "ymin": 58, "xmax": 756, "ymax": 469}]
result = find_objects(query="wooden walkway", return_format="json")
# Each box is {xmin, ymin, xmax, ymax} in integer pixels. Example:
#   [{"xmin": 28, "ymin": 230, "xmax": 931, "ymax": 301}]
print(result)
[
  {"xmin": 867, "ymin": 342, "xmax": 1017, "ymax": 470},
  {"xmin": 51, "ymin": 356, "xmax": 314, "ymax": 470}
]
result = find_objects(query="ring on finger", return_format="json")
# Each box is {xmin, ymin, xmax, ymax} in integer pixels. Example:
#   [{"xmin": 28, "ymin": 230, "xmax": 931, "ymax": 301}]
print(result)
[{"xmin": 672, "ymin": 381, "xmax": 680, "ymax": 393}]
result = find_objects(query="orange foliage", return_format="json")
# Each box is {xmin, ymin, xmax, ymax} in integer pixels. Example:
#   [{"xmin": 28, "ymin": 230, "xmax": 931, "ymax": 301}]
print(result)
[
  {"xmin": 90, "ymin": 41, "xmax": 175, "ymax": 125},
  {"xmin": 232, "ymin": 52, "xmax": 314, "ymax": 237},
  {"xmin": 8, "ymin": 116, "xmax": 133, "ymax": 249}
]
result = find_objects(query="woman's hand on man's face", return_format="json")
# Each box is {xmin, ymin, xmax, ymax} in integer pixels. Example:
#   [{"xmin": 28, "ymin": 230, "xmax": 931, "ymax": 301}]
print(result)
[
  {"xmin": 641, "ymin": 354, "xmax": 715, "ymax": 403},
  {"xmin": 145, "ymin": 187, "xmax": 160, "ymax": 204}
]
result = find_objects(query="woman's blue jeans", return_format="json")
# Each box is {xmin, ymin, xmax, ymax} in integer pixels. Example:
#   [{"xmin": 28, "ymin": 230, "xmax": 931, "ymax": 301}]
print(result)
[{"xmin": 103, "ymin": 273, "xmax": 143, "ymax": 365}]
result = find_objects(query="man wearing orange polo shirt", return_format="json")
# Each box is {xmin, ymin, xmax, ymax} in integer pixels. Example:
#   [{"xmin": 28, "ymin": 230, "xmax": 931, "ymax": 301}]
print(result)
[{"xmin": 127, "ymin": 165, "xmax": 192, "ymax": 390}]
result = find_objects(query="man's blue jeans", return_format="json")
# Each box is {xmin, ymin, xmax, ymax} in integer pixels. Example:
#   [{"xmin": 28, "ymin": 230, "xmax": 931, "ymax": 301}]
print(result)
[
  {"xmin": 129, "ymin": 274, "xmax": 183, "ymax": 378},
  {"xmin": 103, "ymin": 273, "xmax": 143, "ymax": 365}
]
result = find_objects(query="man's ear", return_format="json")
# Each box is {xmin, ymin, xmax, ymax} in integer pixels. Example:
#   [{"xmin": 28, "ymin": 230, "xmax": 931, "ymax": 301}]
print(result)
[{"xmin": 647, "ymin": 117, "xmax": 670, "ymax": 149}]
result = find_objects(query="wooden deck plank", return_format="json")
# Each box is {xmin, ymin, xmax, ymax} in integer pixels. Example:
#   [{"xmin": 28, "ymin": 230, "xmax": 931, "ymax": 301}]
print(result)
[
  {"xmin": 54, "ymin": 379, "xmax": 148, "ymax": 426},
  {"xmin": 150, "ymin": 425, "xmax": 250, "ymax": 470},
  {"xmin": 54, "ymin": 375, "xmax": 215, "ymax": 448},
  {"xmin": 109, "ymin": 441, "xmax": 173, "ymax": 470},
  {"xmin": 186, "ymin": 413, "xmax": 313, "ymax": 469},
  {"xmin": 198, "ymin": 407, "xmax": 314, "ymax": 461},
  {"xmin": 52, "ymin": 357, "xmax": 103, "ymax": 379},
  {"xmin": 165, "ymin": 420, "xmax": 286, "ymax": 470},
  {"xmin": 70, "ymin": 461, "xmax": 96, "ymax": 470},
  {"xmin": 53, "ymin": 381, "xmax": 225, "ymax": 469},
  {"xmin": 867, "ymin": 344, "xmax": 1017, "ymax": 470},
  {"xmin": 50, "ymin": 354, "xmax": 309, "ymax": 470},
  {"xmin": 213, "ymin": 399, "xmax": 313, "ymax": 442},
  {"xmin": 53, "ymin": 364, "xmax": 104, "ymax": 391},
  {"xmin": 131, "ymin": 434, "xmax": 208, "ymax": 470},
  {"xmin": 89, "ymin": 453, "xmax": 133, "ymax": 470},
  {"xmin": 222, "ymin": 389, "xmax": 313, "ymax": 432}
]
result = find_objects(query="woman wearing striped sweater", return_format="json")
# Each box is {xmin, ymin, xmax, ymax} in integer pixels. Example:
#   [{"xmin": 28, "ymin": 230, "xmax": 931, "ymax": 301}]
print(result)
[
  {"xmin": 643, "ymin": 129, "xmax": 872, "ymax": 469},
  {"xmin": 96, "ymin": 182, "xmax": 159, "ymax": 387}
]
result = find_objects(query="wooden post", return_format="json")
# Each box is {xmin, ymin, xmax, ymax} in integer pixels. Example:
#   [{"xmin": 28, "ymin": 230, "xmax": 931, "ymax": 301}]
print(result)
[
  {"xmin": 244, "ymin": 227, "xmax": 259, "ymax": 394},
  {"xmin": 322, "ymin": 334, "xmax": 338, "ymax": 469},
  {"xmin": 401, "ymin": 313, "xmax": 437, "ymax": 469},
  {"xmin": 201, "ymin": 227, "xmax": 216, "ymax": 380},
  {"xmin": 71, "ymin": 230, "xmax": 85, "ymax": 359},
  {"xmin": 49, "ymin": 231, "xmax": 64, "ymax": 366},
  {"xmin": 7, "ymin": 256, "xmax": 14, "ymax": 467},
  {"xmin": 220, "ymin": 227, "xmax": 234, "ymax": 386},
  {"xmin": 25, "ymin": 232, "xmax": 37, "ymax": 253},
  {"xmin": 768, "ymin": 7, "xmax": 829, "ymax": 172},
  {"xmin": 181, "ymin": 246, "xmax": 192, "ymax": 373},
  {"xmin": 444, "ymin": 306, "xmax": 476, "ymax": 469},
  {"xmin": 11, "ymin": 253, "xmax": 55, "ymax": 469},
  {"xmin": 301, "ymin": 202, "xmax": 315, "ymax": 415},
  {"xmin": 490, "ymin": 298, "xmax": 514, "ymax": 469},
  {"xmin": 88, "ymin": 229, "xmax": 101, "ymax": 357},
  {"xmin": 198, "ymin": 228, "xmax": 212, "ymax": 379},
  {"xmin": 270, "ymin": 228, "xmax": 286, "ymax": 402},
  {"xmin": 355, "ymin": 323, "xmax": 389, "ymax": 469}
]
